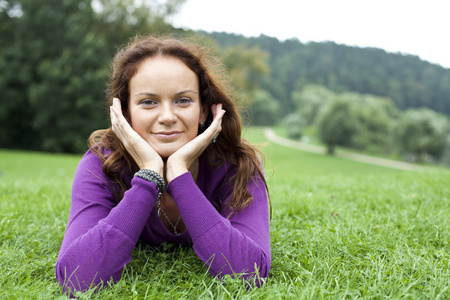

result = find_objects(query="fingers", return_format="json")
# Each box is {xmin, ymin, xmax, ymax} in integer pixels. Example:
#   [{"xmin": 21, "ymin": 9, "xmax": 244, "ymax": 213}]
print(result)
[
  {"xmin": 211, "ymin": 103, "xmax": 225, "ymax": 118},
  {"xmin": 208, "ymin": 104, "xmax": 225, "ymax": 130},
  {"xmin": 110, "ymin": 98, "xmax": 135, "ymax": 146},
  {"xmin": 110, "ymin": 98, "xmax": 120, "ymax": 124},
  {"xmin": 110, "ymin": 98, "xmax": 125, "ymax": 126},
  {"xmin": 113, "ymin": 97, "xmax": 122, "ymax": 113},
  {"xmin": 208, "ymin": 103, "xmax": 225, "ymax": 142},
  {"xmin": 110, "ymin": 98, "xmax": 131, "ymax": 131}
]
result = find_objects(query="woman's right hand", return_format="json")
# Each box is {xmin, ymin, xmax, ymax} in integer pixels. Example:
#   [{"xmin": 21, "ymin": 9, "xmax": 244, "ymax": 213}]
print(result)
[{"xmin": 110, "ymin": 98, "xmax": 164, "ymax": 176}]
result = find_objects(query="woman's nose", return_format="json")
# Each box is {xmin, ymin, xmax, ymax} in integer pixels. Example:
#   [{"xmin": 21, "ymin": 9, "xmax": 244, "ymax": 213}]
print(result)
[{"xmin": 158, "ymin": 102, "xmax": 177, "ymax": 125}]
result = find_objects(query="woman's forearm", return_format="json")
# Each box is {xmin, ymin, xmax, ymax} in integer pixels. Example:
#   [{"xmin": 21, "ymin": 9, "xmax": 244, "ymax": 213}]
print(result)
[
  {"xmin": 167, "ymin": 172, "xmax": 271, "ymax": 279},
  {"xmin": 56, "ymin": 178, "xmax": 158, "ymax": 293}
]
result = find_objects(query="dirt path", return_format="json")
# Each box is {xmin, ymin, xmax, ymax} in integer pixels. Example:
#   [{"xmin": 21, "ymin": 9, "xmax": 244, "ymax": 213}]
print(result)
[{"xmin": 264, "ymin": 128, "xmax": 427, "ymax": 171}]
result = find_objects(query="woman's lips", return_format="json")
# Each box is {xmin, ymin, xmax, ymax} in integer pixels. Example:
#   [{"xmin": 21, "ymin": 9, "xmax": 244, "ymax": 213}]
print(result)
[{"xmin": 152, "ymin": 131, "xmax": 182, "ymax": 140}]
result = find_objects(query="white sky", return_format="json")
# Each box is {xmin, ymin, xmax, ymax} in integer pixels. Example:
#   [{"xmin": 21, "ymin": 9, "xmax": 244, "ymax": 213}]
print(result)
[{"xmin": 171, "ymin": 0, "xmax": 450, "ymax": 69}]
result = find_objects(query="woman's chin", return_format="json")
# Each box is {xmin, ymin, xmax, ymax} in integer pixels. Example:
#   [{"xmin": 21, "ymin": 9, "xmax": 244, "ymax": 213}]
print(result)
[
  {"xmin": 156, "ymin": 151, "xmax": 174, "ymax": 160},
  {"xmin": 154, "ymin": 146, "xmax": 178, "ymax": 159},
  {"xmin": 152, "ymin": 140, "xmax": 190, "ymax": 159}
]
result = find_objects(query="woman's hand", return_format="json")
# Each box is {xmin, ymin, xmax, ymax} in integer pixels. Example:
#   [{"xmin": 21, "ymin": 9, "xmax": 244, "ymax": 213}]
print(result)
[
  {"xmin": 166, "ymin": 103, "xmax": 226, "ymax": 183},
  {"xmin": 110, "ymin": 98, "xmax": 164, "ymax": 176}
]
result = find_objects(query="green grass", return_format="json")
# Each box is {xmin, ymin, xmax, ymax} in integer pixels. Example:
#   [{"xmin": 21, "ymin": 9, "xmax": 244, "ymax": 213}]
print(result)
[{"xmin": 1, "ymin": 129, "xmax": 449, "ymax": 299}]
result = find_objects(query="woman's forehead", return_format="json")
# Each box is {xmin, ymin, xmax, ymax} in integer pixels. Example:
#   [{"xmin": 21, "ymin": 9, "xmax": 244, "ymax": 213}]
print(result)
[{"xmin": 130, "ymin": 56, "xmax": 199, "ymax": 94}]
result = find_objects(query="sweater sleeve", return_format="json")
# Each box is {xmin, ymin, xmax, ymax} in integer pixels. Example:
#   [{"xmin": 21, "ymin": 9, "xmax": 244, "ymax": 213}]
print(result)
[
  {"xmin": 166, "ymin": 171, "xmax": 271, "ymax": 282},
  {"xmin": 55, "ymin": 151, "xmax": 158, "ymax": 294}
]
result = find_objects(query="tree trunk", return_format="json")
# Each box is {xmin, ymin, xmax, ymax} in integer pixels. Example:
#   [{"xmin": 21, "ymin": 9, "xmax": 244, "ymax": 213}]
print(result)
[{"xmin": 327, "ymin": 143, "xmax": 335, "ymax": 155}]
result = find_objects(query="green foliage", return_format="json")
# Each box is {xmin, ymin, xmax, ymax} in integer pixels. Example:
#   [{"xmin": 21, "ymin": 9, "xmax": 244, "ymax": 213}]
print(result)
[
  {"xmin": 345, "ymin": 93, "xmax": 398, "ymax": 153},
  {"xmin": 290, "ymin": 85, "xmax": 399, "ymax": 155},
  {"xmin": 93, "ymin": 0, "xmax": 180, "ymax": 45},
  {"xmin": 283, "ymin": 114, "xmax": 304, "ymax": 140},
  {"xmin": 249, "ymin": 89, "xmax": 281, "ymax": 126},
  {"xmin": 316, "ymin": 96, "xmax": 358, "ymax": 154},
  {"xmin": 220, "ymin": 43, "xmax": 270, "ymax": 112},
  {"xmin": 394, "ymin": 108, "xmax": 449, "ymax": 162},
  {"xmin": 0, "ymin": 0, "xmax": 106, "ymax": 151},
  {"xmin": 221, "ymin": 44, "xmax": 270, "ymax": 91},
  {"xmin": 291, "ymin": 84, "xmax": 334, "ymax": 126},
  {"xmin": 209, "ymin": 32, "xmax": 450, "ymax": 117}
]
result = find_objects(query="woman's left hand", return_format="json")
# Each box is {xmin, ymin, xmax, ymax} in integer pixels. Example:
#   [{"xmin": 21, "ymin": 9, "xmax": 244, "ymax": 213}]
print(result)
[{"xmin": 165, "ymin": 103, "xmax": 226, "ymax": 183}]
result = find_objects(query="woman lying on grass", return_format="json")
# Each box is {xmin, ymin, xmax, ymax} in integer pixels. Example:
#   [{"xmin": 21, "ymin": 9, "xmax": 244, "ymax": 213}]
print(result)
[{"xmin": 55, "ymin": 35, "xmax": 271, "ymax": 294}]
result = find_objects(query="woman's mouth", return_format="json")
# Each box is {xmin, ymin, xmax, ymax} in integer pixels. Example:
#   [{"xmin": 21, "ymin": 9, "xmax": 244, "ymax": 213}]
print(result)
[{"xmin": 152, "ymin": 131, "xmax": 182, "ymax": 140}]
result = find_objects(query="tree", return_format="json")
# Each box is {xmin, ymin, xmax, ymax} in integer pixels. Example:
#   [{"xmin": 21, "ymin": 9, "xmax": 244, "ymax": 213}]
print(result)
[
  {"xmin": 92, "ymin": 0, "xmax": 183, "ymax": 46},
  {"xmin": 394, "ymin": 108, "xmax": 449, "ymax": 162},
  {"xmin": 291, "ymin": 84, "xmax": 334, "ymax": 126},
  {"xmin": 0, "ymin": 0, "xmax": 111, "ymax": 152},
  {"xmin": 283, "ymin": 114, "xmax": 304, "ymax": 140},
  {"xmin": 292, "ymin": 84, "xmax": 398, "ymax": 154},
  {"xmin": 249, "ymin": 89, "xmax": 281, "ymax": 126},
  {"xmin": 221, "ymin": 43, "xmax": 270, "ymax": 109},
  {"xmin": 0, "ymin": 0, "xmax": 101, "ymax": 151},
  {"xmin": 344, "ymin": 93, "xmax": 398, "ymax": 153},
  {"xmin": 316, "ymin": 96, "xmax": 358, "ymax": 154},
  {"xmin": 221, "ymin": 44, "xmax": 270, "ymax": 91}
]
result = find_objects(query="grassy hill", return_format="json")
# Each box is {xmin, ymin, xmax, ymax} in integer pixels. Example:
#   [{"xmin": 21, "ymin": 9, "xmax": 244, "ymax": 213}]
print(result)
[{"xmin": 0, "ymin": 130, "xmax": 448, "ymax": 298}]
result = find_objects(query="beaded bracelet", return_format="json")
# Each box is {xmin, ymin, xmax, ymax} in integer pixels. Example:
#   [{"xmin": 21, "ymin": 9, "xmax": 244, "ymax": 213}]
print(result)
[{"xmin": 134, "ymin": 169, "xmax": 166, "ymax": 200}]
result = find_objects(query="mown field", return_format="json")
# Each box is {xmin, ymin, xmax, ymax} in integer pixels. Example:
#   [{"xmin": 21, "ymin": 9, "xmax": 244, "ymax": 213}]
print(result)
[{"xmin": 0, "ymin": 127, "xmax": 449, "ymax": 299}]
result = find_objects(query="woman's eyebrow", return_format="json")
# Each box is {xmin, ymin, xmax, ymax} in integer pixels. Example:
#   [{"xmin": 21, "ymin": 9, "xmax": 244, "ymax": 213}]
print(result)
[
  {"xmin": 134, "ymin": 90, "xmax": 198, "ymax": 97},
  {"xmin": 134, "ymin": 92, "xmax": 157, "ymax": 97},
  {"xmin": 175, "ymin": 89, "xmax": 198, "ymax": 95}
]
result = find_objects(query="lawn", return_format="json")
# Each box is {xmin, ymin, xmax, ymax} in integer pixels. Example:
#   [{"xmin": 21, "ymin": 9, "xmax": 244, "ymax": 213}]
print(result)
[{"xmin": 0, "ymin": 128, "xmax": 449, "ymax": 299}]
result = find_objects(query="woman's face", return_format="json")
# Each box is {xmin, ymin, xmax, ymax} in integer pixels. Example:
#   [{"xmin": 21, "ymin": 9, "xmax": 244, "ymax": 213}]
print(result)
[{"xmin": 128, "ymin": 56, "xmax": 205, "ymax": 158}]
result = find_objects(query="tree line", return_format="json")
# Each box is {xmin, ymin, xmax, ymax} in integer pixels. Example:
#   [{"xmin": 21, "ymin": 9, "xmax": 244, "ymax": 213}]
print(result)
[{"xmin": 208, "ymin": 32, "xmax": 450, "ymax": 117}]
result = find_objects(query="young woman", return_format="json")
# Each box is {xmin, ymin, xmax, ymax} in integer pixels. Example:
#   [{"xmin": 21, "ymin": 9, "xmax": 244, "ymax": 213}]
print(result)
[{"xmin": 55, "ymin": 36, "xmax": 271, "ymax": 294}]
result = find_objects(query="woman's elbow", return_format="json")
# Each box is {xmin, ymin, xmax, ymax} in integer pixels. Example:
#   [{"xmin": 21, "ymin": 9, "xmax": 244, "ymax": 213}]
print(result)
[
  {"xmin": 55, "ymin": 260, "xmax": 122, "ymax": 295},
  {"xmin": 208, "ymin": 251, "xmax": 271, "ymax": 284}
]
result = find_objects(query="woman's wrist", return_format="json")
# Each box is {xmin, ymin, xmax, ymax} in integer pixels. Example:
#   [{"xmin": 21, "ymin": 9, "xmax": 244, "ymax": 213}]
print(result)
[
  {"xmin": 165, "ymin": 160, "xmax": 188, "ymax": 184},
  {"xmin": 166, "ymin": 167, "xmax": 189, "ymax": 184},
  {"xmin": 141, "ymin": 164, "xmax": 164, "ymax": 177}
]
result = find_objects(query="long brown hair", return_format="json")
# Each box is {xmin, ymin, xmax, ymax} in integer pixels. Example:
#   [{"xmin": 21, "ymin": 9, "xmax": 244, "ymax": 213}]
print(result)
[{"xmin": 89, "ymin": 35, "xmax": 270, "ymax": 214}]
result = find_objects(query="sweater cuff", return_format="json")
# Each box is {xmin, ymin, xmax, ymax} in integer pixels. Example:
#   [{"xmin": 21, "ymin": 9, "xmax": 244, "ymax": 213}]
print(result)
[{"xmin": 106, "ymin": 176, "xmax": 158, "ymax": 241}]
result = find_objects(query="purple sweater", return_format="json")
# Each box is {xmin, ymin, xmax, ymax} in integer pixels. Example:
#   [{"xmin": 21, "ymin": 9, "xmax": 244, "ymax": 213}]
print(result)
[{"xmin": 55, "ymin": 150, "xmax": 271, "ymax": 293}]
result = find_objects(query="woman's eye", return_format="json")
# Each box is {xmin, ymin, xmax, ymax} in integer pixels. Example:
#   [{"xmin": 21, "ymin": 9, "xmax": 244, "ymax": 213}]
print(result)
[
  {"xmin": 176, "ymin": 98, "xmax": 192, "ymax": 105},
  {"xmin": 140, "ymin": 99, "xmax": 157, "ymax": 106}
]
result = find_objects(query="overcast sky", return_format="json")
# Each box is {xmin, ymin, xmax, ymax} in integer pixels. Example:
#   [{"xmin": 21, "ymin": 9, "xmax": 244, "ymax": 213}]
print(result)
[{"xmin": 171, "ymin": 0, "xmax": 450, "ymax": 69}]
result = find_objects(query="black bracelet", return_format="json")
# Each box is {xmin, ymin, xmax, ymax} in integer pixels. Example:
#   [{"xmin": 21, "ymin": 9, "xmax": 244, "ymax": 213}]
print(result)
[{"xmin": 134, "ymin": 169, "xmax": 166, "ymax": 199}]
